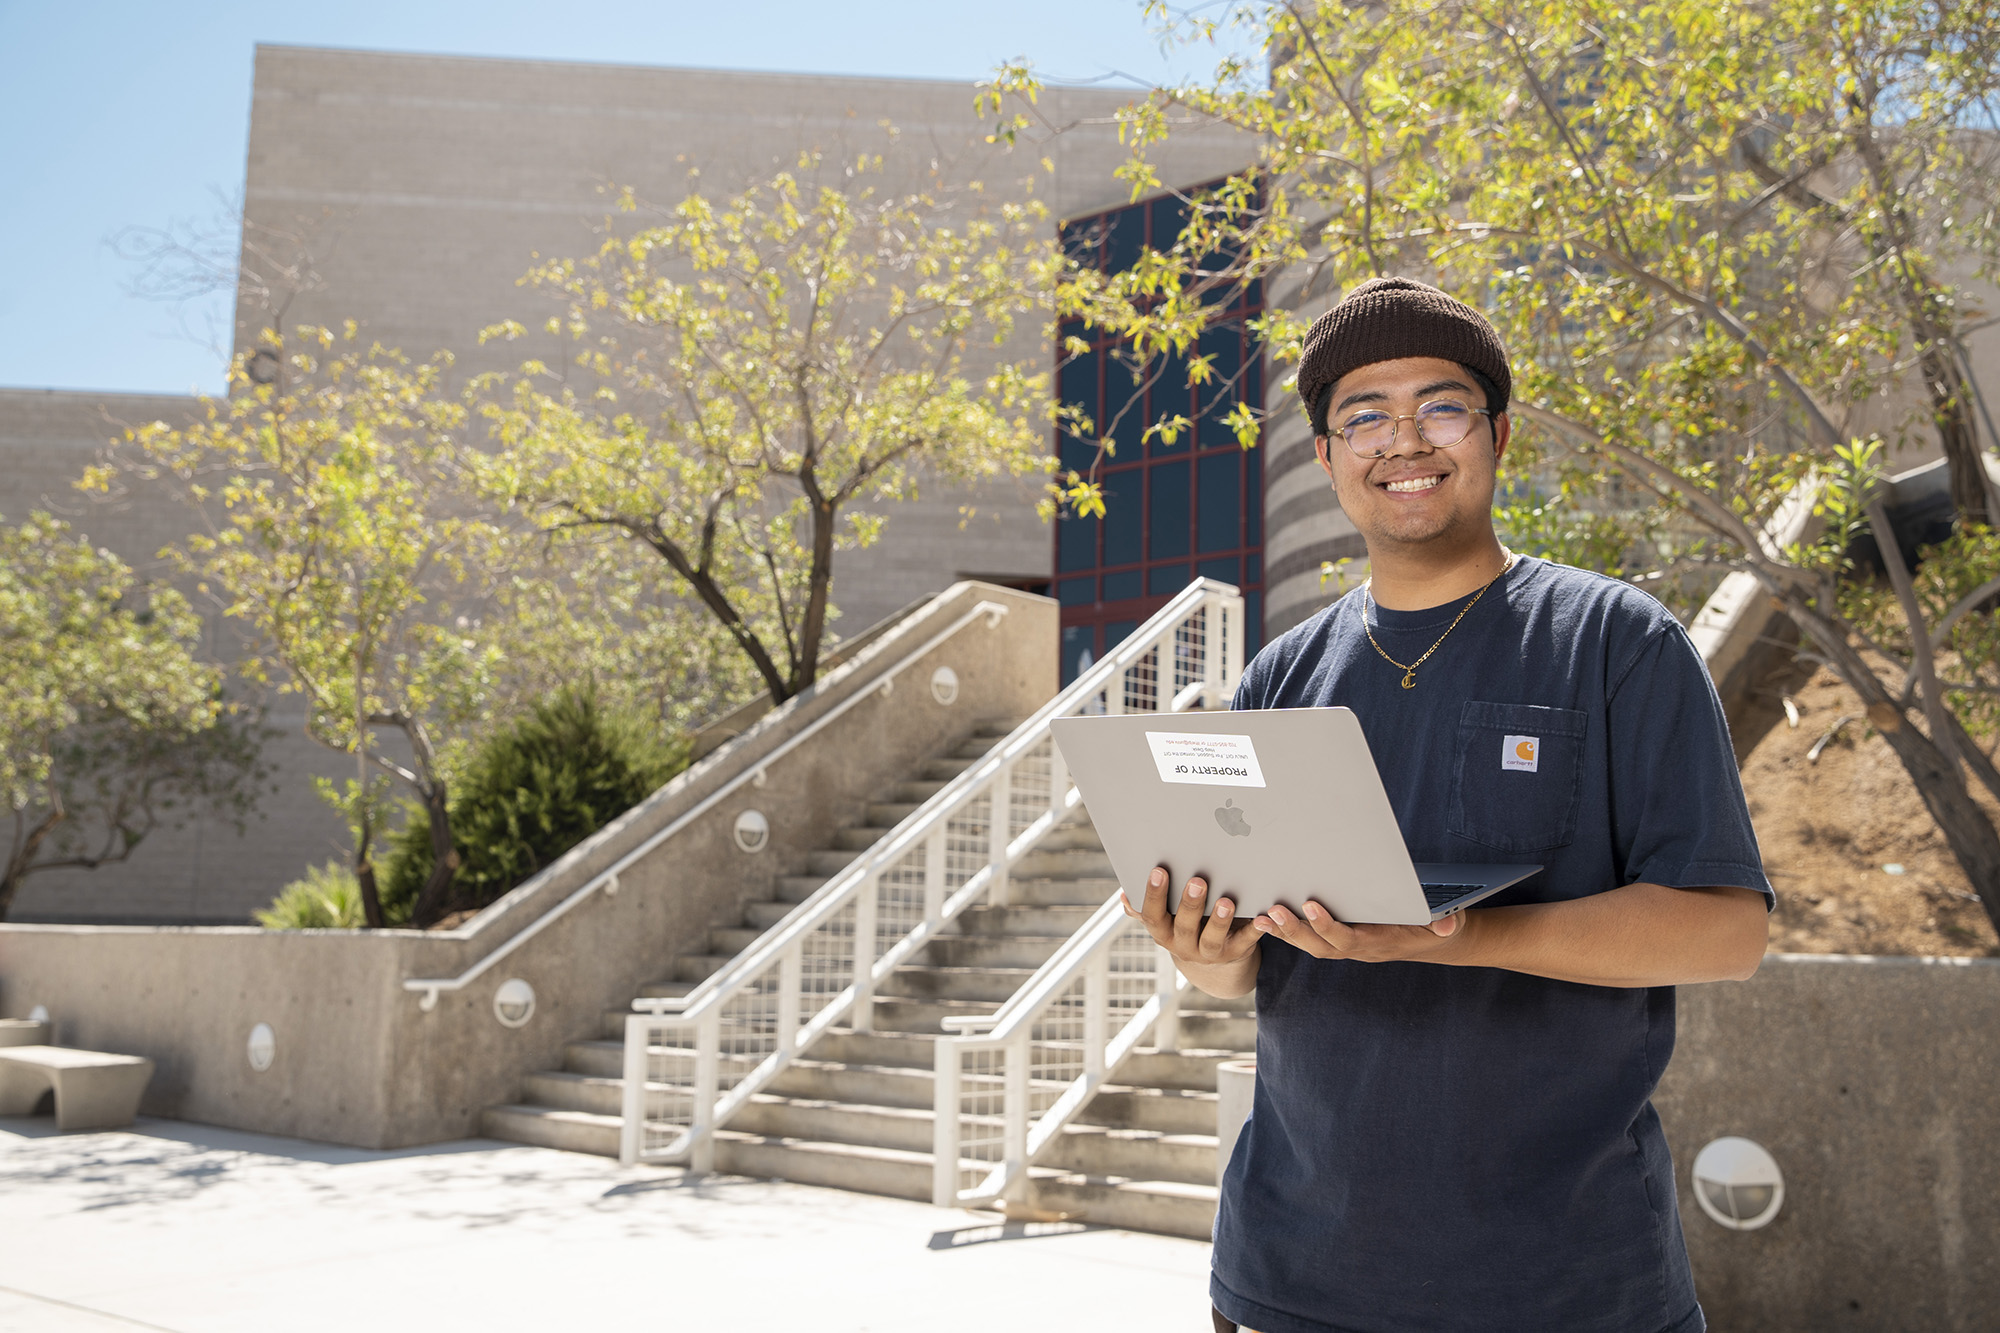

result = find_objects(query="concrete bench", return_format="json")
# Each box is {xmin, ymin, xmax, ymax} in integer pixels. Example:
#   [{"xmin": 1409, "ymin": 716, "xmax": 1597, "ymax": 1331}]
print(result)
[
  {"xmin": 0, "ymin": 1045, "xmax": 154, "ymax": 1131},
  {"xmin": 0, "ymin": 1019, "xmax": 51, "ymax": 1048}
]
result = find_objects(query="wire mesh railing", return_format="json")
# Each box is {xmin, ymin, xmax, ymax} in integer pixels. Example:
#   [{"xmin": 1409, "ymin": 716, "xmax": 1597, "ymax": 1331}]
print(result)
[{"xmin": 620, "ymin": 579, "xmax": 1243, "ymax": 1170}]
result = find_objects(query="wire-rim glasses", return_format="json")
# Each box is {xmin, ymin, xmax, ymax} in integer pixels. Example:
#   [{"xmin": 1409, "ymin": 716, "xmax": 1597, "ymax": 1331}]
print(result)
[{"xmin": 1332, "ymin": 400, "xmax": 1493, "ymax": 458}]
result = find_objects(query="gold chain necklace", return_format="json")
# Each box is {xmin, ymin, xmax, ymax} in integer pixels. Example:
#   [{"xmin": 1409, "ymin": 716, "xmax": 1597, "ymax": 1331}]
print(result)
[{"xmin": 1363, "ymin": 550, "xmax": 1519, "ymax": 690}]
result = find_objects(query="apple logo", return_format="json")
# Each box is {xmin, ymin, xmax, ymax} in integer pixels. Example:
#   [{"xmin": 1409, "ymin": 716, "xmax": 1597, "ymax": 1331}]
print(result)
[{"xmin": 1215, "ymin": 799, "xmax": 1252, "ymax": 837}]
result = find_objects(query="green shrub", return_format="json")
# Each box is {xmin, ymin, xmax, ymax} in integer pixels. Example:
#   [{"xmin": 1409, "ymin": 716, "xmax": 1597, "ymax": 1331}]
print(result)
[
  {"xmin": 257, "ymin": 861, "xmax": 367, "ymax": 929},
  {"xmin": 379, "ymin": 687, "xmax": 689, "ymax": 922}
]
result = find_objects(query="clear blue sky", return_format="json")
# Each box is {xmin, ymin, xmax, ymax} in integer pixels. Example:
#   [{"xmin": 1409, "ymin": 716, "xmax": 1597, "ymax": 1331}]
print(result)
[{"xmin": 0, "ymin": 1, "xmax": 1249, "ymax": 398}]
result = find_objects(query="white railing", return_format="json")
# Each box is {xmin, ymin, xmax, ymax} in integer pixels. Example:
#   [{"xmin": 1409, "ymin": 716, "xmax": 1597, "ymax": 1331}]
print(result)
[
  {"xmin": 402, "ymin": 597, "xmax": 1011, "ymax": 1011},
  {"xmin": 620, "ymin": 578, "xmax": 1245, "ymax": 1169},
  {"xmin": 931, "ymin": 887, "xmax": 1185, "ymax": 1208}
]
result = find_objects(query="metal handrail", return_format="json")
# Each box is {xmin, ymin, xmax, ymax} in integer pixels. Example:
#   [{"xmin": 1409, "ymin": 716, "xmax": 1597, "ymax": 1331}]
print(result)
[
  {"xmin": 932, "ymin": 892, "xmax": 1183, "ymax": 1208},
  {"xmin": 400, "ymin": 598, "xmax": 1011, "ymax": 1011},
  {"xmin": 621, "ymin": 579, "xmax": 1243, "ymax": 1169}
]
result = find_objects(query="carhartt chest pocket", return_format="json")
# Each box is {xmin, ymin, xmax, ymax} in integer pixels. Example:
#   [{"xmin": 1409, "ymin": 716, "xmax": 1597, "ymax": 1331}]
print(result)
[{"xmin": 1447, "ymin": 700, "xmax": 1589, "ymax": 853}]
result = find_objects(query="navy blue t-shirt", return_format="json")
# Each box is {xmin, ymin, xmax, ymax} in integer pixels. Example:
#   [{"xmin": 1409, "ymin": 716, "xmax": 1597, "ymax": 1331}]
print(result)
[{"xmin": 1210, "ymin": 556, "xmax": 1773, "ymax": 1333}]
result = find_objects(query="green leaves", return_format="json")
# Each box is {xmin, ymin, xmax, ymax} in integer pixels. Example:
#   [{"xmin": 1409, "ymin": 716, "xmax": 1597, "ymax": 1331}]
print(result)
[{"xmin": 478, "ymin": 163, "xmax": 1057, "ymax": 700}]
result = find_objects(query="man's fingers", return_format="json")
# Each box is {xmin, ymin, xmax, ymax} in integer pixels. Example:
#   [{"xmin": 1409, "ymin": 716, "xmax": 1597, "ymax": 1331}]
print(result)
[
  {"xmin": 1198, "ymin": 896, "xmax": 1254, "ymax": 961},
  {"xmin": 1300, "ymin": 901, "xmax": 1360, "ymax": 952},
  {"xmin": 1258, "ymin": 903, "xmax": 1339, "ymax": 958},
  {"xmin": 1173, "ymin": 877, "xmax": 1210, "ymax": 954}
]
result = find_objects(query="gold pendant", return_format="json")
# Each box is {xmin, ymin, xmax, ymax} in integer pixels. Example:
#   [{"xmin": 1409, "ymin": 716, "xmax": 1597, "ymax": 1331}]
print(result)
[{"xmin": 1400, "ymin": 670, "xmax": 1417, "ymax": 690}]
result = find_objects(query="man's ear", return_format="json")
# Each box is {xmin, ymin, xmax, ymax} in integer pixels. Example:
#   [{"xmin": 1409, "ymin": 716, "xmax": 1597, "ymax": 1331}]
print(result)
[
  {"xmin": 1314, "ymin": 434, "xmax": 1335, "ymax": 479},
  {"xmin": 1491, "ymin": 411, "xmax": 1511, "ymax": 469}
]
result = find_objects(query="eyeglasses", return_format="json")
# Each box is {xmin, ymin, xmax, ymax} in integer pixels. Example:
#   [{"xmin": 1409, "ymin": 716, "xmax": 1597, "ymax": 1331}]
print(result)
[{"xmin": 1331, "ymin": 400, "xmax": 1492, "ymax": 458}]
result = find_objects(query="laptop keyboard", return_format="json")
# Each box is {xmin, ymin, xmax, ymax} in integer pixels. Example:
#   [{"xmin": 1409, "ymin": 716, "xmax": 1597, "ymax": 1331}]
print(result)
[{"xmin": 1420, "ymin": 883, "xmax": 1483, "ymax": 908}]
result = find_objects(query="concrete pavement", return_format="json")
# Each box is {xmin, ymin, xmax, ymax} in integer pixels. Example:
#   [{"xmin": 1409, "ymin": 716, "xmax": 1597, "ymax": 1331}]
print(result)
[{"xmin": 0, "ymin": 1117, "xmax": 1214, "ymax": 1332}]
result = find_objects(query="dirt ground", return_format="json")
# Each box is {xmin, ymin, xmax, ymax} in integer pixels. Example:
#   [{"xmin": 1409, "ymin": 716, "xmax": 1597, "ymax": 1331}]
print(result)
[{"xmin": 1739, "ymin": 666, "xmax": 2000, "ymax": 957}]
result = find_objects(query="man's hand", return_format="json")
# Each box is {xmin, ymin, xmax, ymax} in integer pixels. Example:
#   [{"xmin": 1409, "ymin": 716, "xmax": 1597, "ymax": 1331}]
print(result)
[
  {"xmin": 1121, "ymin": 867, "xmax": 1261, "ymax": 998},
  {"xmin": 1253, "ymin": 900, "xmax": 1470, "ymax": 963}
]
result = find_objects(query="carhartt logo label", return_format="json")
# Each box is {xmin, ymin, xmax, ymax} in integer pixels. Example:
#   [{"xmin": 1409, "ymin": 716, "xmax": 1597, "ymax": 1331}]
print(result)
[{"xmin": 1502, "ymin": 735, "xmax": 1539, "ymax": 772}]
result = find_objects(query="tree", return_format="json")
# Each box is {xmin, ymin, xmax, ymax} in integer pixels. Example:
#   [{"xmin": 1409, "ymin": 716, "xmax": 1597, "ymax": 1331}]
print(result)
[
  {"xmin": 992, "ymin": 0, "xmax": 2000, "ymax": 932},
  {"xmin": 473, "ymin": 159, "xmax": 1057, "ymax": 703},
  {"xmin": 0, "ymin": 512, "xmax": 263, "ymax": 920},
  {"xmin": 100, "ymin": 329, "xmax": 501, "ymax": 928}
]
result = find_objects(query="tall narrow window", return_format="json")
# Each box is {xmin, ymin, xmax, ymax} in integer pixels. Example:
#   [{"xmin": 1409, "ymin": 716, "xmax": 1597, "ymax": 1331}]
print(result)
[{"xmin": 1053, "ymin": 186, "xmax": 1267, "ymax": 685}]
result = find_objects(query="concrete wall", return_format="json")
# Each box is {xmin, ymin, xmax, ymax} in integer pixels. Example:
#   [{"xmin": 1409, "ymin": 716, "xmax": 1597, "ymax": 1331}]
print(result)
[
  {"xmin": 0, "ymin": 387, "xmax": 354, "ymax": 925},
  {"xmin": 236, "ymin": 45, "xmax": 1252, "ymax": 633},
  {"xmin": 1657, "ymin": 954, "xmax": 2000, "ymax": 1333},
  {"xmin": 0, "ymin": 581, "xmax": 1058, "ymax": 1148}
]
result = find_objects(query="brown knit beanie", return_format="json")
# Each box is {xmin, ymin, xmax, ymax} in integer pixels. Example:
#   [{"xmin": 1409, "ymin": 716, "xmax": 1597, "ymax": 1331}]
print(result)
[{"xmin": 1295, "ymin": 277, "xmax": 1512, "ymax": 435}]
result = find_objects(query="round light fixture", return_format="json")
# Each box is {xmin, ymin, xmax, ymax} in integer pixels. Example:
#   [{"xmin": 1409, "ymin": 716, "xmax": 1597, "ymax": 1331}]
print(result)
[
  {"xmin": 493, "ymin": 978, "xmax": 536, "ymax": 1028},
  {"xmin": 246, "ymin": 348, "xmax": 280, "ymax": 385},
  {"xmin": 246, "ymin": 1022, "xmax": 276, "ymax": 1072},
  {"xmin": 733, "ymin": 809, "xmax": 770, "ymax": 854},
  {"xmin": 930, "ymin": 665, "xmax": 960, "ymax": 706},
  {"xmin": 1692, "ymin": 1136, "xmax": 1784, "ymax": 1231}
]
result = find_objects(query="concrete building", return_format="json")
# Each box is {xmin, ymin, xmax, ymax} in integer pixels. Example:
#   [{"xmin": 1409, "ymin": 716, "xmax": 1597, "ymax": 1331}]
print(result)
[{"xmin": 0, "ymin": 46, "xmax": 1253, "ymax": 925}]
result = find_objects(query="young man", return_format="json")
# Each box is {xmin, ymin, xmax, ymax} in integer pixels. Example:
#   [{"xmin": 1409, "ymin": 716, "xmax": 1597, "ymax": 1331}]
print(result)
[{"xmin": 1125, "ymin": 277, "xmax": 1773, "ymax": 1333}]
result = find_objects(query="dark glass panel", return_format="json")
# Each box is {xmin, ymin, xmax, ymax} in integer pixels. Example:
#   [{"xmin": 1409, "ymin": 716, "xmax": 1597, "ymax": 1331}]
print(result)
[
  {"xmin": 1246, "ymin": 591, "xmax": 1264, "ymax": 656},
  {"xmin": 1103, "ymin": 569, "xmax": 1143, "ymax": 602},
  {"xmin": 1198, "ymin": 556, "xmax": 1239, "ymax": 585},
  {"xmin": 1059, "ymin": 350, "xmax": 1100, "ymax": 474},
  {"xmin": 1104, "ymin": 205, "xmax": 1145, "ymax": 275},
  {"xmin": 1197, "ymin": 451, "xmax": 1241, "ymax": 553},
  {"xmin": 1101, "ymin": 356, "xmax": 1143, "ymax": 462},
  {"xmin": 1057, "ymin": 509, "xmax": 1098, "ymax": 573},
  {"xmin": 1197, "ymin": 323, "xmax": 1245, "ymax": 450},
  {"xmin": 1148, "ymin": 346, "xmax": 1193, "ymax": 455},
  {"xmin": 1105, "ymin": 619, "xmax": 1141, "ymax": 653},
  {"xmin": 1245, "ymin": 445, "xmax": 1263, "ymax": 547},
  {"xmin": 1149, "ymin": 193, "xmax": 1190, "ymax": 252},
  {"xmin": 1057, "ymin": 576, "xmax": 1096, "ymax": 607},
  {"xmin": 1103, "ymin": 472, "xmax": 1144, "ymax": 567},
  {"xmin": 1061, "ymin": 624, "xmax": 1094, "ymax": 686},
  {"xmin": 1148, "ymin": 459, "xmax": 1191, "ymax": 560},
  {"xmin": 1246, "ymin": 551, "xmax": 1262, "ymax": 584},
  {"xmin": 1148, "ymin": 563, "xmax": 1190, "ymax": 596}
]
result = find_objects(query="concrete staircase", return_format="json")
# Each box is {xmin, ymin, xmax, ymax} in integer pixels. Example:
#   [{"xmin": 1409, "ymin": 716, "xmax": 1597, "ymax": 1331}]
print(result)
[{"xmin": 482, "ymin": 719, "xmax": 1255, "ymax": 1241}]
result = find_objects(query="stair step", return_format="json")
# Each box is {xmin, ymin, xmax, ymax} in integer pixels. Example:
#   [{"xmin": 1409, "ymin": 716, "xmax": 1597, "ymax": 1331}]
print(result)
[
  {"xmin": 878, "ymin": 964, "xmax": 1036, "ymax": 1003},
  {"xmin": 866, "ymin": 996, "xmax": 998, "ymax": 1034},
  {"xmin": 1119, "ymin": 1048, "xmax": 1241, "ymax": 1093},
  {"xmin": 730, "ymin": 1094, "xmax": 937, "ymax": 1154},
  {"xmin": 671, "ymin": 953, "xmax": 732, "ymax": 982},
  {"xmin": 776, "ymin": 875, "xmax": 827, "ymax": 903},
  {"xmin": 713, "ymin": 1132, "xmax": 934, "ymax": 1202},
  {"xmin": 744, "ymin": 899, "xmax": 796, "ymax": 929},
  {"xmin": 806, "ymin": 849, "xmax": 862, "ymax": 876},
  {"xmin": 1012, "ymin": 848, "xmax": 1116, "ymax": 880},
  {"xmin": 1043, "ymin": 1122, "xmax": 1219, "ymax": 1186},
  {"xmin": 919, "ymin": 933, "xmax": 1074, "ymax": 969},
  {"xmin": 892, "ymin": 780, "xmax": 948, "ymax": 802},
  {"xmin": 481, "ymin": 1104, "xmax": 619, "ymax": 1158},
  {"xmin": 809, "ymin": 1027, "xmax": 937, "ymax": 1068},
  {"xmin": 768, "ymin": 1057, "xmax": 935, "ymax": 1109},
  {"xmin": 833, "ymin": 825, "xmax": 896, "ymax": 851},
  {"xmin": 865, "ymin": 801, "xmax": 923, "ymax": 826},
  {"xmin": 707, "ymin": 926, "xmax": 764, "ymax": 953},
  {"xmin": 947, "ymin": 903, "xmax": 1101, "ymax": 937},
  {"xmin": 522, "ymin": 1069, "xmax": 626, "ymax": 1116},
  {"xmin": 1024, "ymin": 1170, "xmax": 1218, "ymax": 1241},
  {"xmin": 1003, "ymin": 876, "xmax": 1123, "ymax": 907},
  {"xmin": 920, "ymin": 756, "xmax": 977, "ymax": 780},
  {"xmin": 1078, "ymin": 1085, "xmax": 1219, "ymax": 1136}
]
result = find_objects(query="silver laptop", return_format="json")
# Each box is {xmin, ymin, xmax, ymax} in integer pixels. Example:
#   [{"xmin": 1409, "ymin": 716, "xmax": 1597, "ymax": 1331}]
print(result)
[{"xmin": 1050, "ymin": 707, "xmax": 1540, "ymax": 925}]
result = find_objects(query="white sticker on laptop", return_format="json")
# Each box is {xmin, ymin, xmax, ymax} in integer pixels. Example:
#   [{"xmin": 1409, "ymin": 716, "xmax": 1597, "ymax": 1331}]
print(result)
[
  {"xmin": 1145, "ymin": 731, "xmax": 1267, "ymax": 788},
  {"xmin": 1501, "ymin": 734, "xmax": 1540, "ymax": 772}
]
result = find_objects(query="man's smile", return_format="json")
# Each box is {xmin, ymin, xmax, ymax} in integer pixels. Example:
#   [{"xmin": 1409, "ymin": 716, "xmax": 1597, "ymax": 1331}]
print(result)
[{"xmin": 1374, "ymin": 468, "xmax": 1450, "ymax": 495}]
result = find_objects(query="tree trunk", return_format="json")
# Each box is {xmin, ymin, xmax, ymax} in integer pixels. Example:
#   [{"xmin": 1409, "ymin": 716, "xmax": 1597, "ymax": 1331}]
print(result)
[
  {"xmin": 1872, "ymin": 715, "xmax": 2000, "ymax": 940},
  {"xmin": 1917, "ymin": 341, "xmax": 1993, "ymax": 529},
  {"xmin": 408, "ymin": 780, "xmax": 460, "ymax": 927}
]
